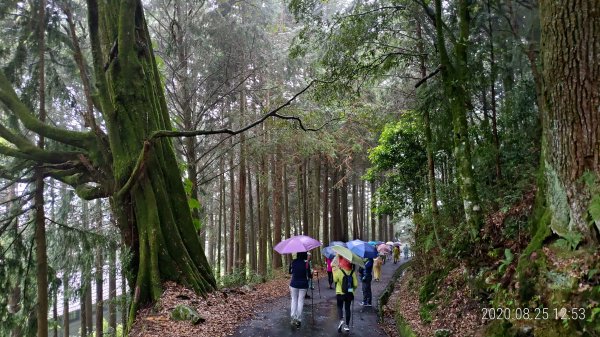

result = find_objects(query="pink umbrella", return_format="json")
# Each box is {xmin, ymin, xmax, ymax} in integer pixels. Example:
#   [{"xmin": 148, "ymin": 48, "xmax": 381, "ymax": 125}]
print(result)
[
  {"xmin": 377, "ymin": 244, "xmax": 391, "ymax": 254},
  {"xmin": 274, "ymin": 235, "xmax": 322, "ymax": 254}
]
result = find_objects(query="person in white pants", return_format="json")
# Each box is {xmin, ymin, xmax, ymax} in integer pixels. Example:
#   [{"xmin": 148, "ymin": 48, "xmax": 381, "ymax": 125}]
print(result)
[{"xmin": 288, "ymin": 251, "xmax": 312, "ymax": 327}]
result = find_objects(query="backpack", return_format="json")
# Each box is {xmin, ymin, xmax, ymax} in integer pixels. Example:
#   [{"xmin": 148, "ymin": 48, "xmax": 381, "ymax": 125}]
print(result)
[{"xmin": 341, "ymin": 269, "xmax": 354, "ymax": 294}]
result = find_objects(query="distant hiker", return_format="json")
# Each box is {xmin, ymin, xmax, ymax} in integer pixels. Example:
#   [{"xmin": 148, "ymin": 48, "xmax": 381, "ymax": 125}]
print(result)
[
  {"xmin": 373, "ymin": 256, "xmax": 382, "ymax": 281},
  {"xmin": 358, "ymin": 257, "xmax": 373, "ymax": 306},
  {"xmin": 393, "ymin": 246, "xmax": 400, "ymax": 264},
  {"xmin": 288, "ymin": 251, "xmax": 312, "ymax": 327},
  {"xmin": 326, "ymin": 256, "xmax": 334, "ymax": 289},
  {"xmin": 403, "ymin": 245, "xmax": 410, "ymax": 259},
  {"xmin": 333, "ymin": 256, "xmax": 358, "ymax": 333}
]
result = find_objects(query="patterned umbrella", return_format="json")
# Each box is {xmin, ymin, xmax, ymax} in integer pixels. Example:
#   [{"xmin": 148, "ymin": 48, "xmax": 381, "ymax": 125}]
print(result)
[{"xmin": 274, "ymin": 235, "xmax": 322, "ymax": 254}]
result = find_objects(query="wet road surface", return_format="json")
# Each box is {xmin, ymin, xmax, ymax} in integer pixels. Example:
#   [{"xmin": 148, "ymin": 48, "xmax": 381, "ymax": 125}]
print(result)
[{"xmin": 233, "ymin": 257, "xmax": 408, "ymax": 337}]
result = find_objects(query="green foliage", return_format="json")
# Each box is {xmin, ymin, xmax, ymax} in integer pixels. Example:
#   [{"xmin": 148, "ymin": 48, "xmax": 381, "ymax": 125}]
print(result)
[
  {"xmin": 367, "ymin": 112, "xmax": 428, "ymax": 217},
  {"xmin": 419, "ymin": 303, "xmax": 435, "ymax": 324}
]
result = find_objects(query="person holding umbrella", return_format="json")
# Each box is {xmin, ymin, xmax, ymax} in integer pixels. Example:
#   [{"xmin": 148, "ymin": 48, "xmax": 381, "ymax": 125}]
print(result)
[
  {"xmin": 322, "ymin": 246, "xmax": 336, "ymax": 289},
  {"xmin": 333, "ymin": 255, "xmax": 358, "ymax": 333},
  {"xmin": 288, "ymin": 252, "xmax": 312, "ymax": 327},
  {"xmin": 331, "ymin": 245, "xmax": 363, "ymax": 333},
  {"xmin": 274, "ymin": 235, "xmax": 321, "ymax": 328}
]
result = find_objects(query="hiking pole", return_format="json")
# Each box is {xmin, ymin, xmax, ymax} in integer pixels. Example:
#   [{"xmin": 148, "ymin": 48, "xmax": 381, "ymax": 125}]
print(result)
[
  {"xmin": 311, "ymin": 286, "xmax": 315, "ymax": 324},
  {"xmin": 316, "ymin": 270, "xmax": 321, "ymax": 299}
]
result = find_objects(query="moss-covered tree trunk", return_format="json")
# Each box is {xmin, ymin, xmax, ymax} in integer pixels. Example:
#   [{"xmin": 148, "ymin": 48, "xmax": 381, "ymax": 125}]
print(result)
[
  {"xmin": 88, "ymin": 0, "xmax": 216, "ymax": 325},
  {"xmin": 539, "ymin": 0, "xmax": 600, "ymax": 241},
  {"xmin": 433, "ymin": 0, "xmax": 482, "ymax": 241}
]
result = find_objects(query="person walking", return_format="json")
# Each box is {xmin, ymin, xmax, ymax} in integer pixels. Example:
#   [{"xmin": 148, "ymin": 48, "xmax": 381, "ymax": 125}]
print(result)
[
  {"xmin": 393, "ymin": 245, "xmax": 400, "ymax": 264},
  {"xmin": 373, "ymin": 256, "xmax": 382, "ymax": 281},
  {"xmin": 288, "ymin": 252, "xmax": 312, "ymax": 327},
  {"xmin": 333, "ymin": 256, "xmax": 358, "ymax": 333},
  {"xmin": 358, "ymin": 257, "xmax": 373, "ymax": 306},
  {"xmin": 326, "ymin": 256, "xmax": 334, "ymax": 289},
  {"xmin": 403, "ymin": 245, "xmax": 410, "ymax": 259}
]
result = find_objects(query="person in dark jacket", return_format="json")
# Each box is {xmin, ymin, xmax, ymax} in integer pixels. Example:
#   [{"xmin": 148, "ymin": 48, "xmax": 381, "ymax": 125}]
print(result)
[
  {"xmin": 358, "ymin": 257, "xmax": 374, "ymax": 306},
  {"xmin": 288, "ymin": 252, "xmax": 312, "ymax": 327}
]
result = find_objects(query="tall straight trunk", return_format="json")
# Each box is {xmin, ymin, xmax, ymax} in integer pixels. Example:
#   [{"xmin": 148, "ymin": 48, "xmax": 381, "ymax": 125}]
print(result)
[
  {"xmin": 322, "ymin": 160, "xmax": 330, "ymax": 245},
  {"xmin": 434, "ymin": 0, "xmax": 482, "ymax": 240},
  {"xmin": 34, "ymin": 0, "xmax": 48, "ymax": 335},
  {"xmin": 95, "ymin": 201, "xmax": 104, "ymax": 337},
  {"xmin": 63, "ymin": 273, "xmax": 69, "ymax": 337},
  {"xmin": 85, "ymin": 276, "xmax": 93, "ymax": 334},
  {"xmin": 312, "ymin": 157, "xmax": 321, "ymax": 264},
  {"xmin": 247, "ymin": 166, "xmax": 257, "ymax": 272},
  {"xmin": 228, "ymin": 144, "xmax": 235, "ymax": 274},
  {"xmin": 370, "ymin": 180, "xmax": 377, "ymax": 240},
  {"xmin": 341, "ymin": 168, "xmax": 349, "ymax": 242},
  {"xmin": 53, "ymin": 288, "xmax": 58, "ymax": 337},
  {"xmin": 271, "ymin": 149, "xmax": 283, "ymax": 269},
  {"xmin": 417, "ymin": 20, "xmax": 442, "ymax": 251},
  {"xmin": 218, "ymin": 158, "xmax": 225, "ymax": 277},
  {"xmin": 80, "ymin": 293, "xmax": 87, "ymax": 337},
  {"xmin": 109, "ymin": 245, "xmax": 117, "ymax": 334},
  {"xmin": 539, "ymin": 0, "xmax": 600, "ymax": 239},
  {"xmin": 387, "ymin": 215, "xmax": 394, "ymax": 241},
  {"xmin": 296, "ymin": 163, "xmax": 303, "ymax": 235},
  {"xmin": 352, "ymin": 174, "xmax": 359, "ymax": 239},
  {"xmin": 360, "ymin": 179, "xmax": 366, "ymax": 239},
  {"xmin": 258, "ymin": 153, "xmax": 269, "ymax": 277},
  {"xmin": 237, "ymin": 91, "xmax": 247, "ymax": 276},
  {"xmin": 283, "ymin": 164, "xmax": 291, "ymax": 266},
  {"xmin": 301, "ymin": 160, "xmax": 309, "ymax": 235},
  {"xmin": 487, "ymin": 0, "xmax": 501, "ymax": 181},
  {"xmin": 331, "ymin": 166, "xmax": 342, "ymax": 241}
]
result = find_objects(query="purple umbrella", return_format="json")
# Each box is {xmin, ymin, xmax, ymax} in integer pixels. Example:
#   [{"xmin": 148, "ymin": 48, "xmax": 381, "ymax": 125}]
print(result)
[{"xmin": 274, "ymin": 235, "xmax": 322, "ymax": 254}]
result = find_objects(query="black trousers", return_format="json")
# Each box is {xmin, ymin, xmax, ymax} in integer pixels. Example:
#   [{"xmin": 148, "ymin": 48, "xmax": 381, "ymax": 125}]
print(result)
[
  {"xmin": 327, "ymin": 271, "xmax": 333, "ymax": 286},
  {"xmin": 336, "ymin": 293, "xmax": 354, "ymax": 325},
  {"xmin": 362, "ymin": 279, "xmax": 372, "ymax": 304}
]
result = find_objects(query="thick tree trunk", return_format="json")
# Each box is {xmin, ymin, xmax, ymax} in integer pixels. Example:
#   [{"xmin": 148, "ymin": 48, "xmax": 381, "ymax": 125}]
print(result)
[
  {"xmin": 218, "ymin": 158, "xmax": 225, "ymax": 277},
  {"xmin": 85, "ymin": 1, "xmax": 216, "ymax": 326},
  {"xmin": 539, "ymin": 0, "xmax": 600, "ymax": 240},
  {"xmin": 487, "ymin": 0, "xmax": 501, "ymax": 181},
  {"xmin": 80, "ymin": 293, "xmax": 87, "ymax": 337},
  {"xmin": 258, "ymin": 144, "xmax": 269, "ymax": 277},
  {"xmin": 283, "ymin": 164, "xmax": 291, "ymax": 266}
]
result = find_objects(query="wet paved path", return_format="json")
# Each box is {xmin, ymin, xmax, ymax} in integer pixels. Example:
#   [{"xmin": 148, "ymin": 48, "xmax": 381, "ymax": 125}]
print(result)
[{"xmin": 233, "ymin": 257, "xmax": 408, "ymax": 337}]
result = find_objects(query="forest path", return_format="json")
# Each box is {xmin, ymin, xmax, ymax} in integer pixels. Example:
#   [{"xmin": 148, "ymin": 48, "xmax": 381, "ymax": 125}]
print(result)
[{"xmin": 233, "ymin": 257, "xmax": 407, "ymax": 337}]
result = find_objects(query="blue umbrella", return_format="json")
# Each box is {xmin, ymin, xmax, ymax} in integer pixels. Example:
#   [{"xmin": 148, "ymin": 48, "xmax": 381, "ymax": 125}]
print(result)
[
  {"xmin": 346, "ymin": 239, "xmax": 378, "ymax": 259},
  {"xmin": 321, "ymin": 246, "xmax": 336, "ymax": 259},
  {"xmin": 329, "ymin": 241, "xmax": 347, "ymax": 247},
  {"xmin": 367, "ymin": 241, "xmax": 378, "ymax": 246}
]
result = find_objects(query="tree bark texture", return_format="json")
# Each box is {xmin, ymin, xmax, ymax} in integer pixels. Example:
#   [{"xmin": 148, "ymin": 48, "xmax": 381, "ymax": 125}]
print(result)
[
  {"xmin": 272, "ymin": 149, "xmax": 283, "ymax": 269},
  {"xmin": 539, "ymin": 0, "xmax": 600, "ymax": 240}
]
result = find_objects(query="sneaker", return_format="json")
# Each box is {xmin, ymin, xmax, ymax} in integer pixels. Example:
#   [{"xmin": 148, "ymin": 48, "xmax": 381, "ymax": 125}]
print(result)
[
  {"xmin": 305, "ymin": 294, "xmax": 311, "ymax": 299},
  {"xmin": 291, "ymin": 319, "xmax": 296, "ymax": 326},
  {"xmin": 295, "ymin": 319, "xmax": 301, "ymax": 327},
  {"xmin": 359, "ymin": 301, "xmax": 366, "ymax": 306},
  {"xmin": 343, "ymin": 324, "xmax": 350, "ymax": 333},
  {"xmin": 337, "ymin": 320, "xmax": 344, "ymax": 332},
  {"xmin": 366, "ymin": 303, "xmax": 373, "ymax": 307}
]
